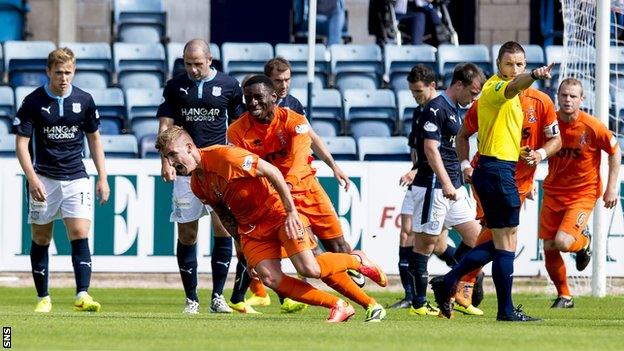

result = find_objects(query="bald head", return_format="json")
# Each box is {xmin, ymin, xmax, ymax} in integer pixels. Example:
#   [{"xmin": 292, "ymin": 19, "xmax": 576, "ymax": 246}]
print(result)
[
  {"xmin": 183, "ymin": 39, "xmax": 211, "ymax": 59},
  {"xmin": 183, "ymin": 39, "xmax": 212, "ymax": 80}
]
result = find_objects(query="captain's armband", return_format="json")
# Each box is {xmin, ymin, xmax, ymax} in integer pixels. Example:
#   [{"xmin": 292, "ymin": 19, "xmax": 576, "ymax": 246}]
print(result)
[{"xmin": 544, "ymin": 121, "xmax": 560, "ymax": 138}]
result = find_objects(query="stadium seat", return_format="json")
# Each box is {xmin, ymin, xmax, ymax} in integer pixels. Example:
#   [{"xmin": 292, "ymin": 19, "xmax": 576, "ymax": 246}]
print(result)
[
  {"xmin": 139, "ymin": 134, "xmax": 159, "ymax": 158},
  {"xmin": 545, "ymin": 45, "xmax": 565, "ymax": 84},
  {"xmin": 0, "ymin": 121, "xmax": 8, "ymax": 135},
  {"xmin": 330, "ymin": 44, "xmax": 383, "ymax": 92},
  {"xmin": 61, "ymin": 42, "xmax": 112, "ymax": 89},
  {"xmin": 125, "ymin": 88, "xmax": 162, "ymax": 141},
  {"xmin": 275, "ymin": 43, "xmax": 330, "ymax": 87},
  {"xmin": 84, "ymin": 88, "xmax": 126, "ymax": 135},
  {"xmin": 322, "ymin": 136, "xmax": 357, "ymax": 160},
  {"xmin": 396, "ymin": 90, "xmax": 418, "ymax": 136},
  {"xmin": 3, "ymin": 40, "xmax": 55, "ymax": 87},
  {"xmin": 437, "ymin": 44, "xmax": 490, "ymax": 87},
  {"xmin": 113, "ymin": 43, "xmax": 166, "ymax": 89},
  {"xmin": 343, "ymin": 89, "xmax": 397, "ymax": 139},
  {"xmin": 98, "ymin": 134, "xmax": 139, "ymax": 158},
  {"xmin": 0, "ymin": 86, "xmax": 15, "ymax": 132},
  {"xmin": 289, "ymin": 74, "xmax": 326, "ymax": 90},
  {"xmin": 291, "ymin": 88, "xmax": 343, "ymax": 134},
  {"xmin": 358, "ymin": 136, "xmax": 410, "ymax": 161},
  {"xmin": 14, "ymin": 86, "xmax": 36, "ymax": 109},
  {"xmin": 0, "ymin": 133, "xmax": 16, "ymax": 157},
  {"xmin": 311, "ymin": 120, "xmax": 337, "ymax": 137},
  {"xmin": 167, "ymin": 42, "xmax": 221, "ymax": 77},
  {"xmin": 221, "ymin": 42, "xmax": 273, "ymax": 80},
  {"xmin": 384, "ymin": 44, "xmax": 437, "ymax": 91},
  {"xmin": 113, "ymin": 0, "xmax": 166, "ymax": 43}
]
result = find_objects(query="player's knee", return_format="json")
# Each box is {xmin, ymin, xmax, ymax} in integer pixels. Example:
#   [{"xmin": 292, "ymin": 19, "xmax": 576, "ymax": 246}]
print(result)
[
  {"xmin": 321, "ymin": 237, "xmax": 350, "ymax": 253},
  {"xmin": 177, "ymin": 225, "xmax": 198, "ymax": 245},
  {"xmin": 553, "ymin": 235, "xmax": 572, "ymax": 252},
  {"xmin": 259, "ymin": 270, "xmax": 283, "ymax": 289},
  {"xmin": 296, "ymin": 263, "xmax": 321, "ymax": 279}
]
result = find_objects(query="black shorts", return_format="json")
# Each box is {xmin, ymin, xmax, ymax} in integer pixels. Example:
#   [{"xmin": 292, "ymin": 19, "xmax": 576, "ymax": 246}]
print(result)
[{"xmin": 471, "ymin": 156, "xmax": 520, "ymax": 228}]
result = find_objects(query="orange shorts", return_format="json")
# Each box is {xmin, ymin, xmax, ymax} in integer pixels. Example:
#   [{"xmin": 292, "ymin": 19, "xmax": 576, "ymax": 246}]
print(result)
[
  {"xmin": 292, "ymin": 178, "xmax": 343, "ymax": 240},
  {"xmin": 538, "ymin": 195, "xmax": 594, "ymax": 241},
  {"xmin": 240, "ymin": 216, "xmax": 314, "ymax": 269},
  {"xmin": 280, "ymin": 228, "xmax": 318, "ymax": 258}
]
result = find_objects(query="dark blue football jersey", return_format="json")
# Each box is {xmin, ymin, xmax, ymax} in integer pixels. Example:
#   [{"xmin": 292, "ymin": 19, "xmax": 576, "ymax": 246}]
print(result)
[
  {"xmin": 413, "ymin": 93, "xmax": 462, "ymax": 189},
  {"xmin": 407, "ymin": 105, "xmax": 428, "ymax": 149},
  {"xmin": 278, "ymin": 94, "xmax": 305, "ymax": 115},
  {"xmin": 157, "ymin": 69, "xmax": 245, "ymax": 147},
  {"xmin": 13, "ymin": 85, "xmax": 99, "ymax": 180}
]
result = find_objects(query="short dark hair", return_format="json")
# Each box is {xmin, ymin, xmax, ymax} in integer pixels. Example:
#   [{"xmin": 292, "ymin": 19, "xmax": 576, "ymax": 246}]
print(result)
[
  {"xmin": 242, "ymin": 74, "xmax": 275, "ymax": 91},
  {"xmin": 406, "ymin": 64, "xmax": 436, "ymax": 85},
  {"xmin": 264, "ymin": 57, "xmax": 291, "ymax": 76},
  {"xmin": 497, "ymin": 41, "xmax": 525, "ymax": 62},
  {"xmin": 450, "ymin": 63, "xmax": 486, "ymax": 87}
]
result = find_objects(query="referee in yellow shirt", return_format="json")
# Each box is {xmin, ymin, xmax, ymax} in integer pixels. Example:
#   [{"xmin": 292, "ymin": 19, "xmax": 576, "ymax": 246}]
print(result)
[{"xmin": 431, "ymin": 41, "xmax": 553, "ymax": 321}]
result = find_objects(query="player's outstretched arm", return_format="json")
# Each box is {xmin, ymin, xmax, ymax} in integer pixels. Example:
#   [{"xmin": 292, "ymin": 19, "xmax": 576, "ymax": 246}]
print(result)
[
  {"xmin": 86, "ymin": 131, "xmax": 110, "ymax": 205},
  {"xmin": 16, "ymin": 135, "xmax": 47, "ymax": 202},
  {"xmin": 255, "ymin": 158, "xmax": 303, "ymax": 240},
  {"xmin": 158, "ymin": 117, "xmax": 176, "ymax": 182},
  {"xmin": 309, "ymin": 128, "xmax": 350, "ymax": 191},
  {"xmin": 505, "ymin": 63, "xmax": 554, "ymax": 99},
  {"xmin": 604, "ymin": 145, "xmax": 622, "ymax": 209}
]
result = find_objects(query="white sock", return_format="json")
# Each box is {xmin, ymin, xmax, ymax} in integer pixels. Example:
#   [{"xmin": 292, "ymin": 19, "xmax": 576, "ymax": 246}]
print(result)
[{"xmin": 76, "ymin": 291, "xmax": 88, "ymax": 299}]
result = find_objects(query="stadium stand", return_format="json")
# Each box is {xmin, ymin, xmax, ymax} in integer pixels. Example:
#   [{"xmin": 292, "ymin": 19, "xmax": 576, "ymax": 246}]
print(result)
[
  {"xmin": 125, "ymin": 88, "xmax": 161, "ymax": 142},
  {"xmin": 3, "ymin": 40, "xmax": 55, "ymax": 87},
  {"xmin": 113, "ymin": 0, "xmax": 166, "ymax": 44},
  {"xmin": 330, "ymin": 44, "xmax": 383, "ymax": 92},
  {"xmin": 0, "ymin": 86, "xmax": 15, "ymax": 133},
  {"xmin": 221, "ymin": 42, "xmax": 274, "ymax": 84},
  {"xmin": 113, "ymin": 42, "xmax": 166, "ymax": 90},
  {"xmin": 14, "ymin": 86, "xmax": 36, "ymax": 108},
  {"xmin": 61, "ymin": 42, "xmax": 113, "ymax": 89},
  {"xmin": 358, "ymin": 136, "xmax": 410, "ymax": 161},
  {"xmin": 323, "ymin": 136, "xmax": 357, "ymax": 160},
  {"xmin": 437, "ymin": 44, "xmax": 490, "ymax": 87},
  {"xmin": 98, "ymin": 134, "xmax": 139, "ymax": 158},
  {"xmin": 291, "ymin": 88, "xmax": 343, "ymax": 135},
  {"xmin": 384, "ymin": 44, "xmax": 437, "ymax": 91},
  {"xmin": 0, "ymin": 133, "xmax": 15, "ymax": 157},
  {"xmin": 343, "ymin": 89, "xmax": 397, "ymax": 140},
  {"xmin": 396, "ymin": 89, "xmax": 418, "ymax": 136},
  {"xmin": 275, "ymin": 43, "xmax": 330, "ymax": 88},
  {"xmin": 84, "ymin": 88, "xmax": 126, "ymax": 135}
]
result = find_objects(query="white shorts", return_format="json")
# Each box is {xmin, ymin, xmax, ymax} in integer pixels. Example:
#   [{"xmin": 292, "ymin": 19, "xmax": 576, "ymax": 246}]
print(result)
[
  {"xmin": 400, "ymin": 187, "xmax": 417, "ymax": 215},
  {"xmin": 170, "ymin": 176, "xmax": 212, "ymax": 223},
  {"xmin": 28, "ymin": 175, "xmax": 92, "ymax": 225},
  {"xmin": 411, "ymin": 185, "xmax": 476, "ymax": 235}
]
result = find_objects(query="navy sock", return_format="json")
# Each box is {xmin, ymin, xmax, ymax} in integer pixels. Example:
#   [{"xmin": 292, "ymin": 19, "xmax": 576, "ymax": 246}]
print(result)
[
  {"xmin": 71, "ymin": 238, "xmax": 92, "ymax": 294},
  {"xmin": 30, "ymin": 241, "xmax": 49, "ymax": 298},
  {"xmin": 177, "ymin": 241, "xmax": 198, "ymax": 302},
  {"xmin": 398, "ymin": 246, "xmax": 415, "ymax": 301},
  {"xmin": 453, "ymin": 241, "xmax": 472, "ymax": 264},
  {"xmin": 409, "ymin": 252, "xmax": 429, "ymax": 308},
  {"xmin": 492, "ymin": 249, "xmax": 515, "ymax": 317},
  {"xmin": 211, "ymin": 236, "xmax": 233, "ymax": 299},
  {"xmin": 443, "ymin": 240, "xmax": 495, "ymax": 290},
  {"xmin": 437, "ymin": 245, "xmax": 457, "ymax": 267},
  {"xmin": 230, "ymin": 257, "xmax": 251, "ymax": 304}
]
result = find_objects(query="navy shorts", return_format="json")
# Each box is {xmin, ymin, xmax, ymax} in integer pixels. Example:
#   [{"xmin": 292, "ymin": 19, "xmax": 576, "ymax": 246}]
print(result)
[{"xmin": 471, "ymin": 156, "xmax": 520, "ymax": 228}]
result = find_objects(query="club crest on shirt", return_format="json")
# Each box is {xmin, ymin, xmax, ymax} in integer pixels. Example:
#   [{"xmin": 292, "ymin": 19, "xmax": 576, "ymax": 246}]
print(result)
[
  {"xmin": 242, "ymin": 155, "xmax": 254, "ymax": 171},
  {"xmin": 423, "ymin": 121, "xmax": 438, "ymax": 132},
  {"xmin": 527, "ymin": 107, "xmax": 536, "ymax": 123},
  {"xmin": 212, "ymin": 86, "xmax": 222, "ymax": 97},
  {"xmin": 72, "ymin": 103, "xmax": 81, "ymax": 113},
  {"xmin": 579, "ymin": 131, "xmax": 588, "ymax": 146},
  {"xmin": 295, "ymin": 124, "xmax": 309, "ymax": 134},
  {"xmin": 12, "ymin": 117, "xmax": 21, "ymax": 126}
]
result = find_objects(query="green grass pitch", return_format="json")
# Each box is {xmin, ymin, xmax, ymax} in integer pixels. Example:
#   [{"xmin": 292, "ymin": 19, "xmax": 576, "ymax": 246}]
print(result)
[{"xmin": 1, "ymin": 287, "xmax": 623, "ymax": 350}]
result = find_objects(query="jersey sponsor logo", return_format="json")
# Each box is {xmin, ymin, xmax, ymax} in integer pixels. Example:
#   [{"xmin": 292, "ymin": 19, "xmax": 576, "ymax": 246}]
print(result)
[
  {"xmin": 72, "ymin": 103, "xmax": 81, "ymax": 113},
  {"xmin": 41, "ymin": 106, "xmax": 51, "ymax": 114},
  {"xmin": 42, "ymin": 125, "xmax": 80, "ymax": 140},
  {"xmin": 495, "ymin": 82, "xmax": 504, "ymax": 91},
  {"xmin": 179, "ymin": 87, "xmax": 189, "ymax": 95},
  {"xmin": 242, "ymin": 155, "xmax": 254, "ymax": 171},
  {"xmin": 429, "ymin": 107, "xmax": 440, "ymax": 116},
  {"xmin": 295, "ymin": 124, "xmax": 309, "ymax": 134},
  {"xmin": 556, "ymin": 147, "xmax": 581, "ymax": 159},
  {"xmin": 449, "ymin": 114, "xmax": 457, "ymax": 123},
  {"xmin": 181, "ymin": 107, "xmax": 220, "ymax": 122},
  {"xmin": 522, "ymin": 127, "xmax": 531, "ymax": 140},
  {"xmin": 212, "ymin": 86, "xmax": 222, "ymax": 97},
  {"xmin": 423, "ymin": 121, "xmax": 438, "ymax": 132},
  {"xmin": 12, "ymin": 117, "xmax": 20, "ymax": 126}
]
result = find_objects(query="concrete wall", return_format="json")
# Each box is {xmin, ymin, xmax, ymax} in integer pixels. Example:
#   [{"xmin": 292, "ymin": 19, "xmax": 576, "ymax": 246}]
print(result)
[{"xmin": 478, "ymin": 0, "xmax": 532, "ymax": 46}]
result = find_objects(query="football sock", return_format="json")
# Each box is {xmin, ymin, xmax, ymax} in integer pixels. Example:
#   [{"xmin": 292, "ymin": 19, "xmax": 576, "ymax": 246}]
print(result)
[
  {"xmin": 453, "ymin": 241, "xmax": 472, "ymax": 263},
  {"xmin": 322, "ymin": 271, "xmax": 374, "ymax": 309},
  {"xmin": 436, "ymin": 245, "xmax": 457, "ymax": 267},
  {"xmin": 70, "ymin": 238, "xmax": 92, "ymax": 294},
  {"xmin": 250, "ymin": 278, "xmax": 268, "ymax": 297},
  {"xmin": 176, "ymin": 241, "xmax": 198, "ymax": 302},
  {"xmin": 410, "ymin": 252, "xmax": 429, "ymax": 307},
  {"xmin": 476, "ymin": 228, "xmax": 493, "ymax": 245},
  {"xmin": 443, "ymin": 240, "xmax": 495, "ymax": 290},
  {"xmin": 211, "ymin": 236, "xmax": 232, "ymax": 299},
  {"xmin": 398, "ymin": 246, "xmax": 415, "ymax": 300},
  {"xmin": 30, "ymin": 241, "xmax": 50, "ymax": 298},
  {"xmin": 275, "ymin": 275, "xmax": 338, "ymax": 308},
  {"xmin": 230, "ymin": 257, "xmax": 251, "ymax": 304},
  {"xmin": 544, "ymin": 249, "xmax": 571, "ymax": 297},
  {"xmin": 492, "ymin": 249, "xmax": 515, "ymax": 317},
  {"xmin": 315, "ymin": 252, "xmax": 360, "ymax": 278},
  {"xmin": 460, "ymin": 267, "xmax": 481, "ymax": 285}
]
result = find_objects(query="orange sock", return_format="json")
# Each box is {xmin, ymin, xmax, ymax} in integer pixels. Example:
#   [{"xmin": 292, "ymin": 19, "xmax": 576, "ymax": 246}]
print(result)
[
  {"xmin": 250, "ymin": 277, "xmax": 267, "ymax": 298},
  {"xmin": 567, "ymin": 234, "xmax": 589, "ymax": 253},
  {"xmin": 275, "ymin": 275, "xmax": 338, "ymax": 308},
  {"xmin": 544, "ymin": 249, "xmax": 571, "ymax": 297},
  {"xmin": 322, "ymin": 272, "xmax": 374, "ymax": 309},
  {"xmin": 461, "ymin": 268, "xmax": 481, "ymax": 284},
  {"xmin": 316, "ymin": 252, "xmax": 360, "ymax": 278},
  {"xmin": 475, "ymin": 228, "xmax": 493, "ymax": 245}
]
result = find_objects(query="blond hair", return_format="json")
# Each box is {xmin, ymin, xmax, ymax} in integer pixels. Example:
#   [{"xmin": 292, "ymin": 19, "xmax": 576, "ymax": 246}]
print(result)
[
  {"xmin": 47, "ymin": 47, "xmax": 76, "ymax": 68},
  {"xmin": 155, "ymin": 125, "xmax": 189, "ymax": 152},
  {"xmin": 558, "ymin": 77, "xmax": 584, "ymax": 97}
]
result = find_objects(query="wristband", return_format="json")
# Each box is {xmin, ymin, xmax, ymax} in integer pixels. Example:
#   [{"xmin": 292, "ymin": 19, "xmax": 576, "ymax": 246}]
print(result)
[
  {"xmin": 536, "ymin": 148, "xmax": 547, "ymax": 160},
  {"xmin": 530, "ymin": 69, "xmax": 540, "ymax": 80},
  {"xmin": 460, "ymin": 160, "xmax": 472, "ymax": 171}
]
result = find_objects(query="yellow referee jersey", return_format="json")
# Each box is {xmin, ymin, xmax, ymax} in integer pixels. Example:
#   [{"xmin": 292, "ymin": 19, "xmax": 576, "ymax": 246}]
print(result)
[{"xmin": 476, "ymin": 75, "xmax": 524, "ymax": 162}]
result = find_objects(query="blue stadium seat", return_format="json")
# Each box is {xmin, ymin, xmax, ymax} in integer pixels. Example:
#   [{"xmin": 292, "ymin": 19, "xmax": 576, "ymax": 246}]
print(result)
[
  {"xmin": 0, "ymin": 86, "xmax": 15, "ymax": 132},
  {"xmin": 139, "ymin": 134, "xmax": 159, "ymax": 158},
  {"xmin": 358, "ymin": 136, "xmax": 410, "ymax": 161},
  {"xmin": 384, "ymin": 44, "xmax": 437, "ymax": 91},
  {"xmin": 4, "ymin": 40, "xmax": 55, "ymax": 87},
  {"xmin": 0, "ymin": 133, "xmax": 16, "ymax": 157},
  {"xmin": 323, "ymin": 136, "xmax": 357, "ymax": 161},
  {"xmin": 275, "ymin": 43, "xmax": 329, "ymax": 88},
  {"xmin": 437, "ymin": 44, "xmax": 490, "ymax": 87},
  {"xmin": 113, "ymin": 43, "xmax": 166, "ymax": 89},
  {"xmin": 545, "ymin": 45, "xmax": 564, "ymax": 84},
  {"xmin": 343, "ymin": 89, "xmax": 397, "ymax": 139},
  {"xmin": 221, "ymin": 42, "xmax": 273, "ymax": 82},
  {"xmin": 14, "ymin": 86, "xmax": 36, "ymax": 109},
  {"xmin": 291, "ymin": 88, "xmax": 343, "ymax": 134},
  {"xmin": 0, "ymin": 120, "xmax": 8, "ymax": 135},
  {"xmin": 99, "ymin": 134, "xmax": 139, "ymax": 158},
  {"xmin": 330, "ymin": 44, "xmax": 383, "ymax": 92},
  {"xmin": 84, "ymin": 88, "xmax": 126, "ymax": 135},
  {"xmin": 289, "ymin": 74, "xmax": 326, "ymax": 90},
  {"xmin": 113, "ymin": 0, "xmax": 166, "ymax": 43},
  {"xmin": 311, "ymin": 120, "xmax": 338, "ymax": 137},
  {"xmin": 396, "ymin": 90, "xmax": 418, "ymax": 136},
  {"xmin": 61, "ymin": 42, "xmax": 112, "ymax": 89},
  {"xmin": 125, "ymin": 88, "xmax": 162, "ymax": 141},
  {"xmin": 167, "ymin": 42, "xmax": 221, "ymax": 77}
]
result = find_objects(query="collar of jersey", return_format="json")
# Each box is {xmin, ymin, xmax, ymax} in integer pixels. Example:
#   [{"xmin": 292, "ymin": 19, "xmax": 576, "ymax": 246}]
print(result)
[
  {"xmin": 439, "ymin": 91, "xmax": 459, "ymax": 112},
  {"xmin": 187, "ymin": 67, "xmax": 217, "ymax": 85},
  {"xmin": 44, "ymin": 84, "xmax": 73, "ymax": 99}
]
